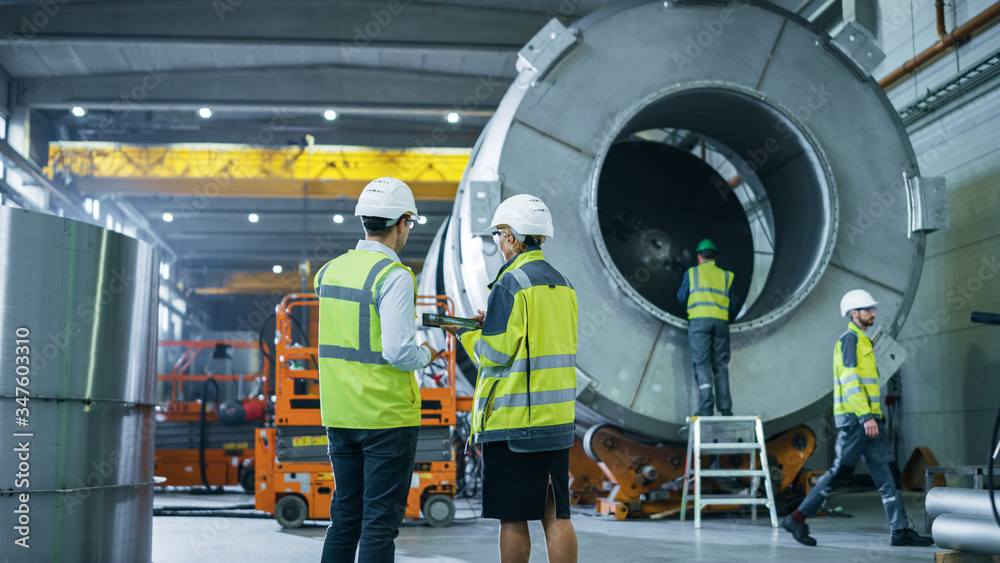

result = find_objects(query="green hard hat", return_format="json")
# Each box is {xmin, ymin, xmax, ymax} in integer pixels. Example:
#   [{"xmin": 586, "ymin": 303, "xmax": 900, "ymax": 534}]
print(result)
[{"xmin": 696, "ymin": 238, "xmax": 717, "ymax": 253}]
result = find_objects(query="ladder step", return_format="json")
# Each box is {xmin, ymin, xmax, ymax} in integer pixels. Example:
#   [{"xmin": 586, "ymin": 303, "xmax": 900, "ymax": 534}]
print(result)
[
  {"xmin": 696, "ymin": 495, "xmax": 772, "ymax": 505},
  {"xmin": 688, "ymin": 416, "xmax": 760, "ymax": 422},
  {"xmin": 698, "ymin": 469, "xmax": 768, "ymax": 477},
  {"xmin": 699, "ymin": 443, "xmax": 761, "ymax": 451}
]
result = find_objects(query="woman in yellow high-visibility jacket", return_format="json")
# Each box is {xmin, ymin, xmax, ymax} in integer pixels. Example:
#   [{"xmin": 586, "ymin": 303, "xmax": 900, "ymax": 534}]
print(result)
[{"xmin": 442, "ymin": 194, "xmax": 579, "ymax": 563}]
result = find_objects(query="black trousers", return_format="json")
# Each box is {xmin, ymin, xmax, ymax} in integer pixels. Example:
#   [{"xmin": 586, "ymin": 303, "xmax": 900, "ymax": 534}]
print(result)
[{"xmin": 321, "ymin": 426, "xmax": 419, "ymax": 563}]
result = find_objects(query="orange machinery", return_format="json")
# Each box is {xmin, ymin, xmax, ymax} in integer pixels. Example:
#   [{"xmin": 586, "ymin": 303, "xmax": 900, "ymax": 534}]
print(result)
[
  {"xmin": 255, "ymin": 294, "xmax": 463, "ymax": 528},
  {"xmin": 155, "ymin": 340, "xmax": 270, "ymax": 491}
]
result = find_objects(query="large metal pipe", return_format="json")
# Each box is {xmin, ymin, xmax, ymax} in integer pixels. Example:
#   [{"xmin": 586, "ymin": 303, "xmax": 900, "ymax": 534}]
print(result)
[
  {"xmin": 927, "ymin": 487, "xmax": 1000, "ymax": 525},
  {"xmin": 422, "ymin": 1, "xmax": 931, "ymax": 441},
  {"xmin": 932, "ymin": 514, "xmax": 1000, "ymax": 555},
  {"xmin": 0, "ymin": 207, "xmax": 160, "ymax": 562}
]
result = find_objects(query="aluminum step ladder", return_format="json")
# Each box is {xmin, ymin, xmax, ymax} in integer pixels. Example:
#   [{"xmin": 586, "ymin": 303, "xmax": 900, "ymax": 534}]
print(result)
[{"xmin": 679, "ymin": 415, "xmax": 778, "ymax": 528}]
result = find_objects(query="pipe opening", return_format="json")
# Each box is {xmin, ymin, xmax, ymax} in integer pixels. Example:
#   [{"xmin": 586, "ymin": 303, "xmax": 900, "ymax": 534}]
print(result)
[{"xmin": 592, "ymin": 86, "xmax": 835, "ymax": 329}]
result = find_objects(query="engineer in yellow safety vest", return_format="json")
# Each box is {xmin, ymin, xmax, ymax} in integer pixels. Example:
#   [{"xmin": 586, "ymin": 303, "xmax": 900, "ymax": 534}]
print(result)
[
  {"xmin": 314, "ymin": 177, "xmax": 439, "ymax": 563},
  {"xmin": 781, "ymin": 289, "xmax": 933, "ymax": 548},
  {"xmin": 676, "ymin": 238, "xmax": 735, "ymax": 416},
  {"xmin": 440, "ymin": 194, "xmax": 579, "ymax": 563}
]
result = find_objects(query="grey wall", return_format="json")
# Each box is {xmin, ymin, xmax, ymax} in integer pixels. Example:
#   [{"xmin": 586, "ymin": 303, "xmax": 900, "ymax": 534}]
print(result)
[{"xmin": 871, "ymin": 0, "xmax": 1000, "ymax": 472}]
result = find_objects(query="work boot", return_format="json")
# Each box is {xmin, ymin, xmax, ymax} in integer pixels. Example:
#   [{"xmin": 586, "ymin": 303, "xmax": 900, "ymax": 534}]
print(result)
[
  {"xmin": 720, "ymin": 411, "xmax": 733, "ymax": 416},
  {"xmin": 781, "ymin": 515, "xmax": 817, "ymax": 546},
  {"xmin": 693, "ymin": 409, "xmax": 713, "ymax": 417},
  {"xmin": 890, "ymin": 528, "xmax": 934, "ymax": 546}
]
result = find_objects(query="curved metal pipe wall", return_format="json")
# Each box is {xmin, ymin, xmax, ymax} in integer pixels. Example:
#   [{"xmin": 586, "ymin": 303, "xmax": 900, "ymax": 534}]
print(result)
[{"xmin": 0, "ymin": 208, "xmax": 160, "ymax": 562}]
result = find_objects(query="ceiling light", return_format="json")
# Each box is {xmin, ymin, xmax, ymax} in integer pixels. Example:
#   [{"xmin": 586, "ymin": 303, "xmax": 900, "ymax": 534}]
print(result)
[
  {"xmin": 162, "ymin": 212, "xmax": 174, "ymax": 223},
  {"xmin": 324, "ymin": 109, "xmax": 338, "ymax": 121},
  {"xmin": 446, "ymin": 112, "xmax": 460, "ymax": 124},
  {"xmin": 333, "ymin": 214, "xmax": 344, "ymax": 224},
  {"xmin": 71, "ymin": 107, "xmax": 86, "ymax": 117},
  {"xmin": 417, "ymin": 215, "xmax": 427, "ymax": 224},
  {"xmin": 248, "ymin": 213, "xmax": 259, "ymax": 223},
  {"xmin": 198, "ymin": 108, "xmax": 212, "ymax": 119},
  {"xmin": 272, "ymin": 265, "xmax": 283, "ymax": 274}
]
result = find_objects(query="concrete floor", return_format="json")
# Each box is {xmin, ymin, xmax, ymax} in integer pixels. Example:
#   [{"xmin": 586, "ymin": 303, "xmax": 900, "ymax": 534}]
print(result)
[{"xmin": 152, "ymin": 488, "xmax": 942, "ymax": 562}]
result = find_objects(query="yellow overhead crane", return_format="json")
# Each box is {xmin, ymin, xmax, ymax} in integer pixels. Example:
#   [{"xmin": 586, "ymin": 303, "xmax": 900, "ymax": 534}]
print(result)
[
  {"xmin": 45, "ymin": 142, "xmax": 470, "ymax": 200},
  {"xmin": 44, "ymin": 143, "xmax": 468, "ymax": 294}
]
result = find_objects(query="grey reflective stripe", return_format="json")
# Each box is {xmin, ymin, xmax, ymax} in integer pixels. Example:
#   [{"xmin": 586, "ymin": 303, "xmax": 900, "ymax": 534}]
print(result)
[
  {"xmin": 510, "ymin": 354, "xmax": 576, "ymax": 373},
  {"xmin": 860, "ymin": 377, "xmax": 879, "ymax": 385},
  {"xmin": 508, "ymin": 268, "xmax": 531, "ymax": 291},
  {"xmin": 475, "ymin": 338, "xmax": 512, "ymax": 365},
  {"xmin": 843, "ymin": 386, "xmax": 865, "ymax": 397},
  {"xmin": 839, "ymin": 373, "xmax": 860, "ymax": 385},
  {"xmin": 316, "ymin": 261, "xmax": 332, "ymax": 284},
  {"xmin": 317, "ymin": 285, "xmax": 373, "ymax": 304},
  {"xmin": 318, "ymin": 344, "xmax": 389, "ymax": 365},
  {"xmin": 725, "ymin": 270, "xmax": 731, "ymax": 290},
  {"xmin": 687, "ymin": 301, "xmax": 728, "ymax": 311},
  {"xmin": 834, "ymin": 396, "xmax": 849, "ymax": 404},
  {"xmin": 692, "ymin": 266, "xmax": 699, "ymax": 289},
  {"xmin": 481, "ymin": 364, "xmax": 513, "ymax": 379},
  {"xmin": 358, "ymin": 258, "xmax": 394, "ymax": 353},
  {"xmin": 489, "ymin": 387, "xmax": 576, "ymax": 410},
  {"xmin": 694, "ymin": 287, "xmax": 729, "ymax": 297},
  {"xmin": 834, "ymin": 413, "xmax": 855, "ymax": 426}
]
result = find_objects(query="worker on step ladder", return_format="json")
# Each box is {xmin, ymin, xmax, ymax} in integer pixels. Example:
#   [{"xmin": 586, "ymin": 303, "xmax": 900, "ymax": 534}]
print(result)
[
  {"xmin": 677, "ymin": 238, "xmax": 735, "ymax": 416},
  {"xmin": 781, "ymin": 289, "xmax": 933, "ymax": 548}
]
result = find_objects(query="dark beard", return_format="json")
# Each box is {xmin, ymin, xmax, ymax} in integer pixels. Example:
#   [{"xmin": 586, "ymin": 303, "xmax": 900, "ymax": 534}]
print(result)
[{"xmin": 860, "ymin": 316, "xmax": 874, "ymax": 327}]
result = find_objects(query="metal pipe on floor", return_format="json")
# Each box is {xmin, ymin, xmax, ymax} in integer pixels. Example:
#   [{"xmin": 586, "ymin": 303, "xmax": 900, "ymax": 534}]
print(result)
[
  {"xmin": 932, "ymin": 514, "xmax": 1000, "ymax": 555},
  {"xmin": 880, "ymin": 1, "xmax": 1000, "ymax": 90},
  {"xmin": 926, "ymin": 487, "xmax": 1000, "ymax": 524}
]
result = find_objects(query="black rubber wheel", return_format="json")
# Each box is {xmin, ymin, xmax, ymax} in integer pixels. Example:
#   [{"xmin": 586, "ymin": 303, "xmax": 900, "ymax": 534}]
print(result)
[
  {"xmin": 239, "ymin": 468, "xmax": 255, "ymax": 493},
  {"xmin": 422, "ymin": 494, "xmax": 455, "ymax": 528},
  {"xmin": 274, "ymin": 495, "xmax": 308, "ymax": 529}
]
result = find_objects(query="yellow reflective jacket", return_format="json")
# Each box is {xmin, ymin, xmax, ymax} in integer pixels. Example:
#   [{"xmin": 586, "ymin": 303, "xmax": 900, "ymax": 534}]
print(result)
[
  {"xmin": 686, "ymin": 261, "xmax": 734, "ymax": 321},
  {"xmin": 314, "ymin": 249, "xmax": 421, "ymax": 429},
  {"xmin": 459, "ymin": 248, "xmax": 578, "ymax": 452},
  {"xmin": 832, "ymin": 321, "xmax": 882, "ymax": 428}
]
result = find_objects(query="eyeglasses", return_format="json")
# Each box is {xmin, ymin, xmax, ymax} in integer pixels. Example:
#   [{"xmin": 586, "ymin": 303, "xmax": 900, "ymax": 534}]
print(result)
[
  {"xmin": 401, "ymin": 217, "xmax": 416, "ymax": 229},
  {"xmin": 492, "ymin": 230, "xmax": 504, "ymax": 244}
]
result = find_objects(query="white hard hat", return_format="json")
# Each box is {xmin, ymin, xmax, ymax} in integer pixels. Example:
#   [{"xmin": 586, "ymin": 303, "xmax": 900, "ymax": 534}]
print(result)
[
  {"xmin": 840, "ymin": 289, "xmax": 878, "ymax": 317},
  {"xmin": 355, "ymin": 177, "xmax": 418, "ymax": 219},
  {"xmin": 486, "ymin": 194, "xmax": 554, "ymax": 238}
]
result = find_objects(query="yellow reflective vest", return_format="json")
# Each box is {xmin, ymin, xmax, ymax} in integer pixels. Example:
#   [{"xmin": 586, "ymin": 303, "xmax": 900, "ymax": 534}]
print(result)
[
  {"xmin": 833, "ymin": 321, "xmax": 882, "ymax": 428},
  {"xmin": 686, "ymin": 261, "xmax": 734, "ymax": 321},
  {"xmin": 314, "ymin": 249, "xmax": 421, "ymax": 429},
  {"xmin": 459, "ymin": 248, "xmax": 578, "ymax": 452}
]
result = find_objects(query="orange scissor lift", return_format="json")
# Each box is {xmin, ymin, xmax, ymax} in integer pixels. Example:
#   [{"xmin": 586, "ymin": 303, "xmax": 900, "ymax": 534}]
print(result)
[
  {"xmin": 255, "ymin": 294, "xmax": 465, "ymax": 528},
  {"xmin": 155, "ymin": 340, "xmax": 271, "ymax": 491}
]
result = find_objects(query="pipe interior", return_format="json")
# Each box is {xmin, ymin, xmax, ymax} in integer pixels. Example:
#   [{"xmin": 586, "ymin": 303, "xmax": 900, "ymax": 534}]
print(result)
[{"xmin": 594, "ymin": 87, "xmax": 834, "ymax": 326}]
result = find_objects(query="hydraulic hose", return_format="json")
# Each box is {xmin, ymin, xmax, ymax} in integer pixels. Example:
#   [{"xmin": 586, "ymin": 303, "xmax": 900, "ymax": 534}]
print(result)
[
  {"xmin": 195, "ymin": 377, "xmax": 224, "ymax": 494},
  {"xmin": 990, "ymin": 397, "xmax": 1000, "ymax": 530}
]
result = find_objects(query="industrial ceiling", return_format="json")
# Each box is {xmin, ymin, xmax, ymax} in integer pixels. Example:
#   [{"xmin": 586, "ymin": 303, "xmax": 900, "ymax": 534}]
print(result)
[{"xmin": 0, "ymin": 0, "xmax": 841, "ymax": 291}]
